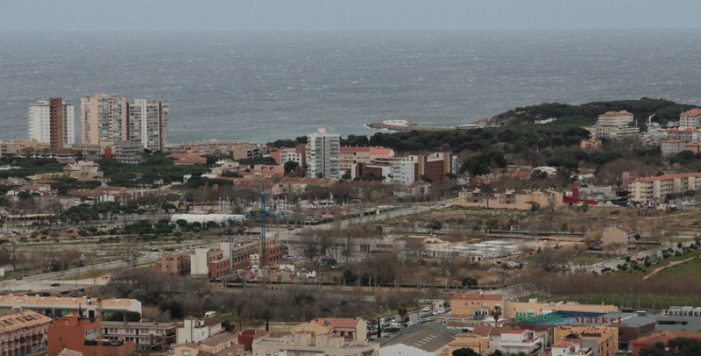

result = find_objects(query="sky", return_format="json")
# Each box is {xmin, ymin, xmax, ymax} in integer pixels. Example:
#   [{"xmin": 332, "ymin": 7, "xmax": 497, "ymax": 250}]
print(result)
[{"xmin": 0, "ymin": 0, "xmax": 700, "ymax": 32}]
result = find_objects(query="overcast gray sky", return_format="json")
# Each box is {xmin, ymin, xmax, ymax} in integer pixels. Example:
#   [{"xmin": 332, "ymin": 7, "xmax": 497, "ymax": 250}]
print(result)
[{"xmin": 1, "ymin": 0, "xmax": 700, "ymax": 32}]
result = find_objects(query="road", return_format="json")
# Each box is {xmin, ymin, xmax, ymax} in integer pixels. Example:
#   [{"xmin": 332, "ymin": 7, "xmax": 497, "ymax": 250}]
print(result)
[{"xmin": 576, "ymin": 240, "xmax": 698, "ymax": 274}]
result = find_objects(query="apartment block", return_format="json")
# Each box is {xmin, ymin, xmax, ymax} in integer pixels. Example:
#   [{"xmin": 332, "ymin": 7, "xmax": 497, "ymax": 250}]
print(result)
[
  {"xmin": 253, "ymin": 332, "xmax": 378, "ymax": 356},
  {"xmin": 27, "ymin": 98, "xmax": 75, "ymax": 150},
  {"xmin": 630, "ymin": 172, "xmax": 701, "ymax": 202},
  {"xmin": 306, "ymin": 128, "xmax": 341, "ymax": 180},
  {"xmin": 588, "ymin": 111, "xmax": 639, "ymax": 140},
  {"xmin": 80, "ymin": 93, "xmax": 128, "ymax": 147},
  {"xmin": 190, "ymin": 248, "xmax": 231, "ymax": 279},
  {"xmin": 679, "ymin": 108, "xmax": 701, "ymax": 129},
  {"xmin": 0, "ymin": 310, "xmax": 52, "ymax": 356},
  {"xmin": 154, "ymin": 253, "xmax": 191, "ymax": 276},
  {"xmin": 127, "ymin": 98, "xmax": 168, "ymax": 151}
]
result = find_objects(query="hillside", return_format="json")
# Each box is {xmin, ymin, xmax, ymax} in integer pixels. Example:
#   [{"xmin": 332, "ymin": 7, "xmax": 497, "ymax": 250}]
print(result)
[{"xmin": 489, "ymin": 97, "xmax": 698, "ymax": 128}]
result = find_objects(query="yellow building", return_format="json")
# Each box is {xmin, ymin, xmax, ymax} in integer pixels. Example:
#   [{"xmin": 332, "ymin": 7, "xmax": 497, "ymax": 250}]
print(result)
[
  {"xmin": 553, "ymin": 325, "xmax": 618, "ymax": 356},
  {"xmin": 291, "ymin": 318, "xmax": 368, "ymax": 343},
  {"xmin": 451, "ymin": 293, "xmax": 618, "ymax": 319},
  {"xmin": 451, "ymin": 293, "xmax": 505, "ymax": 318},
  {"xmin": 580, "ymin": 139, "xmax": 603, "ymax": 150},
  {"xmin": 446, "ymin": 333, "xmax": 489, "ymax": 355},
  {"xmin": 457, "ymin": 189, "xmax": 564, "ymax": 210}
]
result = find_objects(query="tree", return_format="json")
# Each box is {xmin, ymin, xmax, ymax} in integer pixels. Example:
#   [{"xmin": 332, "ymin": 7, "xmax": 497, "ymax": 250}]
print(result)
[
  {"xmin": 284, "ymin": 161, "xmax": 299, "ymax": 175},
  {"xmin": 453, "ymin": 348, "xmax": 480, "ymax": 356}
]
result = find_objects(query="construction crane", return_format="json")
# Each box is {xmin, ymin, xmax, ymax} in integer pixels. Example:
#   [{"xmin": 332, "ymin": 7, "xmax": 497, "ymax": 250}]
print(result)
[
  {"xmin": 95, "ymin": 297, "xmax": 103, "ymax": 356},
  {"xmin": 230, "ymin": 182, "xmax": 273, "ymax": 267}
]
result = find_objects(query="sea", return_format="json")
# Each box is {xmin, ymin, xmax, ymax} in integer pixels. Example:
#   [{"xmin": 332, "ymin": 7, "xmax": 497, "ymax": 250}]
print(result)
[{"xmin": 1, "ymin": 30, "xmax": 701, "ymax": 143}]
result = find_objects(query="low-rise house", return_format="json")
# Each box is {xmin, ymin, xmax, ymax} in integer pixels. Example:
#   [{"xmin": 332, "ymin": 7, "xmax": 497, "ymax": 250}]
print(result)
[
  {"xmin": 102, "ymin": 321, "xmax": 177, "ymax": 352},
  {"xmin": 292, "ymin": 318, "xmax": 367, "ymax": 342},
  {"xmin": 458, "ymin": 189, "xmax": 564, "ymax": 210},
  {"xmin": 580, "ymin": 139, "xmax": 602, "ymax": 150},
  {"xmin": 154, "ymin": 253, "xmax": 191, "ymax": 276},
  {"xmin": 253, "ymin": 332, "xmax": 379, "ymax": 356},
  {"xmin": 170, "ymin": 333, "xmax": 245, "ymax": 356},
  {"xmin": 553, "ymin": 325, "xmax": 618, "ymax": 356},
  {"xmin": 176, "ymin": 317, "xmax": 224, "ymax": 344},
  {"xmin": 552, "ymin": 340, "xmax": 593, "ymax": 356},
  {"xmin": 492, "ymin": 329, "xmax": 544, "ymax": 356}
]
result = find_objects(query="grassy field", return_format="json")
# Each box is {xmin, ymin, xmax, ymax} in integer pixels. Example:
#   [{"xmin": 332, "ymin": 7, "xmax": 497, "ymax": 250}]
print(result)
[{"xmin": 658, "ymin": 256, "xmax": 701, "ymax": 277}]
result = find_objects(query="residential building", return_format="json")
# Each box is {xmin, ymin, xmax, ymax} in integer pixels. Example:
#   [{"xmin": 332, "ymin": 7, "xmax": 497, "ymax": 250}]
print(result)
[
  {"xmin": 127, "ymin": 98, "xmax": 168, "ymax": 151},
  {"xmin": 274, "ymin": 146, "xmax": 306, "ymax": 166},
  {"xmin": 0, "ymin": 138, "xmax": 50, "ymax": 157},
  {"xmin": 154, "ymin": 253, "xmax": 191, "ymax": 276},
  {"xmin": 177, "ymin": 140, "xmax": 267, "ymax": 159},
  {"xmin": 28, "ymin": 98, "xmax": 75, "ymax": 150},
  {"xmin": 493, "ymin": 329, "xmax": 544, "ymax": 356},
  {"xmin": 102, "ymin": 321, "xmax": 177, "ymax": 352},
  {"xmin": 631, "ymin": 330, "xmax": 701, "ymax": 356},
  {"xmin": 170, "ymin": 333, "xmax": 245, "ymax": 356},
  {"xmin": 48, "ymin": 315, "xmax": 136, "ymax": 356},
  {"xmin": 446, "ymin": 333, "xmax": 489, "ymax": 355},
  {"xmin": 236, "ymin": 329, "xmax": 269, "ymax": 352},
  {"xmin": 381, "ymin": 328, "xmax": 453, "ymax": 355},
  {"xmin": 552, "ymin": 340, "xmax": 593, "ymax": 356},
  {"xmin": 655, "ymin": 306, "xmax": 701, "ymax": 332},
  {"xmin": 630, "ymin": 172, "xmax": 701, "ymax": 202},
  {"xmin": 190, "ymin": 248, "xmax": 231, "ymax": 279},
  {"xmin": 588, "ymin": 111, "xmax": 639, "ymax": 140},
  {"xmin": 340, "ymin": 146, "xmax": 395, "ymax": 173},
  {"xmin": 27, "ymin": 160, "xmax": 103, "ymax": 181},
  {"xmin": 451, "ymin": 293, "xmax": 505, "ymax": 318},
  {"xmin": 80, "ymin": 93, "xmax": 128, "ymax": 147},
  {"xmin": 0, "ymin": 295, "xmax": 142, "ymax": 318},
  {"xmin": 679, "ymin": 108, "xmax": 701, "ymax": 129},
  {"xmin": 0, "ymin": 310, "xmax": 52, "ymax": 356},
  {"xmin": 458, "ymin": 189, "xmax": 564, "ymax": 210},
  {"xmin": 291, "ymin": 318, "xmax": 367, "ymax": 343},
  {"xmin": 169, "ymin": 152, "xmax": 206, "ymax": 165},
  {"xmin": 176, "ymin": 317, "xmax": 224, "ymax": 344},
  {"xmin": 661, "ymin": 139, "xmax": 686, "ymax": 157},
  {"xmin": 580, "ymin": 139, "xmax": 602, "ymax": 150},
  {"xmin": 306, "ymin": 128, "xmax": 341, "ymax": 180},
  {"xmin": 420, "ymin": 152, "xmax": 452, "ymax": 185},
  {"xmin": 253, "ymin": 332, "xmax": 379, "ymax": 356},
  {"xmin": 665, "ymin": 128, "xmax": 701, "ymax": 143},
  {"xmin": 553, "ymin": 326, "xmax": 618, "ymax": 356}
]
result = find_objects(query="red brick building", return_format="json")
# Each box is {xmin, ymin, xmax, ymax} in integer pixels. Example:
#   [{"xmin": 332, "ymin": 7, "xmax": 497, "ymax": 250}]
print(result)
[
  {"xmin": 631, "ymin": 331, "xmax": 701, "ymax": 356},
  {"xmin": 48, "ymin": 315, "xmax": 135, "ymax": 356}
]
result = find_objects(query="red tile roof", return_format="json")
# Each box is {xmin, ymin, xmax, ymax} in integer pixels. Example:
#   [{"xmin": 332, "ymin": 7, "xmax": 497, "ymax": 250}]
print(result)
[
  {"xmin": 681, "ymin": 108, "xmax": 701, "ymax": 117},
  {"xmin": 632, "ymin": 330, "xmax": 701, "ymax": 347},
  {"xmin": 311, "ymin": 317, "xmax": 360, "ymax": 329},
  {"xmin": 452, "ymin": 293, "xmax": 504, "ymax": 301},
  {"xmin": 638, "ymin": 172, "xmax": 701, "ymax": 183},
  {"xmin": 340, "ymin": 146, "xmax": 394, "ymax": 156},
  {"xmin": 599, "ymin": 110, "xmax": 633, "ymax": 118},
  {"xmin": 553, "ymin": 340, "xmax": 579, "ymax": 348}
]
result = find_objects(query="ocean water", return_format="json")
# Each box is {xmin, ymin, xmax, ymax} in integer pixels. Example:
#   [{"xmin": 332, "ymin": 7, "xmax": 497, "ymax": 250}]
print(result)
[{"xmin": 1, "ymin": 30, "xmax": 700, "ymax": 143}]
